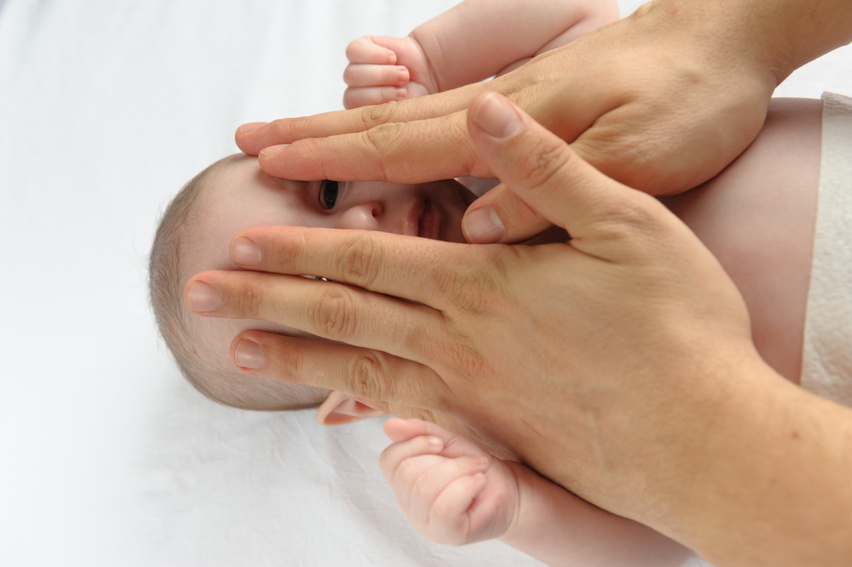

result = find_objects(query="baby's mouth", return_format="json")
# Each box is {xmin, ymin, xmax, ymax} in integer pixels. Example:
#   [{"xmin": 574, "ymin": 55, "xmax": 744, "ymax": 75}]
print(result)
[{"xmin": 418, "ymin": 199, "xmax": 440, "ymax": 240}]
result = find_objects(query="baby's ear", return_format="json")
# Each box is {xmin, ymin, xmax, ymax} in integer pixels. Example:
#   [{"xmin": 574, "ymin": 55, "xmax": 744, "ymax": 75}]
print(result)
[{"xmin": 316, "ymin": 391, "xmax": 387, "ymax": 426}]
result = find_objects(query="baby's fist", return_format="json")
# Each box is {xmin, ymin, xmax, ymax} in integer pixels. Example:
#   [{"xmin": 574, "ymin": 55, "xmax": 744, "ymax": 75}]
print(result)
[{"xmin": 343, "ymin": 36, "xmax": 434, "ymax": 108}]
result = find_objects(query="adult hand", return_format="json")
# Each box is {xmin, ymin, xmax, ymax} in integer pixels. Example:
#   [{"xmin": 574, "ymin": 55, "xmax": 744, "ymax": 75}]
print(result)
[
  {"xmin": 236, "ymin": 1, "xmax": 786, "ymax": 243},
  {"xmin": 191, "ymin": 92, "xmax": 852, "ymax": 565},
  {"xmin": 236, "ymin": 0, "xmax": 852, "ymax": 244}
]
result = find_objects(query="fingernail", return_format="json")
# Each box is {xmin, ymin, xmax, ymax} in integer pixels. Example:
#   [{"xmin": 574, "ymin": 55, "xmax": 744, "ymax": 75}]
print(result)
[
  {"xmin": 231, "ymin": 237, "xmax": 261, "ymax": 266},
  {"xmin": 234, "ymin": 338, "xmax": 264, "ymax": 369},
  {"xmin": 473, "ymin": 93, "xmax": 520, "ymax": 139},
  {"xmin": 397, "ymin": 68, "xmax": 409, "ymax": 84},
  {"xmin": 427, "ymin": 436, "xmax": 443, "ymax": 450},
  {"xmin": 463, "ymin": 207, "xmax": 505, "ymax": 243},
  {"xmin": 186, "ymin": 281, "xmax": 220, "ymax": 313},
  {"xmin": 259, "ymin": 144, "xmax": 289, "ymax": 160},
  {"xmin": 237, "ymin": 122, "xmax": 268, "ymax": 136}
]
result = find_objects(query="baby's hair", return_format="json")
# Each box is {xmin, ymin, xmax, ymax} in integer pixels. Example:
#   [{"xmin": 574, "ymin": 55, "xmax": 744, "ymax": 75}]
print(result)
[{"xmin": 148, "ymin": 155, "xmax": 326, "ymax": 411}]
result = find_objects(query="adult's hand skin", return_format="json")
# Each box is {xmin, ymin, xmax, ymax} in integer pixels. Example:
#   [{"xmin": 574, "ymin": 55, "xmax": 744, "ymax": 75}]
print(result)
[
  {"xmin": 189, "ymin": 93, "xmax": 852, "ymax": 566},
  {"xmin": 235, "ymin": 0, "xmax": 852, "ymax": 244}
]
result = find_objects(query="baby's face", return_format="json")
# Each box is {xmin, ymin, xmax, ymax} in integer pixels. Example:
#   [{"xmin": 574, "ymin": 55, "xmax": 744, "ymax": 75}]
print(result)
[
  {"xmin": 194, "ymin": 155, "xmax": 475, "ymax": 265},
  {"xmin": 229, "ymin": 153, "xmax": 469, "ymax": 237},
  {"xmin": 188, "ymin": 154, "xmax": 476, "ymax": 278},
  {"xmin": 180, "ymin": 154, "xmax": 477, "ymax": 397}
]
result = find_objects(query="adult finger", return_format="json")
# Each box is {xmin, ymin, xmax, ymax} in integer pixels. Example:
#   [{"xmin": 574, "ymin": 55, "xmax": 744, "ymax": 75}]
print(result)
[
  {"xmin": 234, "ymin": 84, "xmax": 488, "ymax": 179},
  {"xmin": 183, "ymin": 267, "xmax": 445, "ymax": 364},
  {"xmin": 258, "ymin": 110, "xmax": 481, "ymax": 183},
  {"xmin": 462, "ymin": 182, "xmax": 551, "ymax": 244},
  {"xmin": 463, "ymin": 92, "xmax": 674, "ymax": 254},
  {"xmin": 228, "ymin": 329, "xmax": 452, "ymax": 416}
]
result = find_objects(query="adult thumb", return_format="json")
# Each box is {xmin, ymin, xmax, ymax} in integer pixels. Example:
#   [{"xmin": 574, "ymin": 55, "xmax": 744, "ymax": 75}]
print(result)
[{"xmin": 462, "ymin": 92, "xmax": 663, "ymax": 251}]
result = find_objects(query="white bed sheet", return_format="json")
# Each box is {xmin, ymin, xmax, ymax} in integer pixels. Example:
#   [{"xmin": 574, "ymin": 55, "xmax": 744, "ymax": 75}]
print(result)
[{"xmin": 0, "ymin": 1, "xmax": 849, "ymax": 565}]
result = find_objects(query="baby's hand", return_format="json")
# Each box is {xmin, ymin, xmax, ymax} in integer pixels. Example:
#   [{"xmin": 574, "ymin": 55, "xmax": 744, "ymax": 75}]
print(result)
[
  {"xmin": 380, "ymin": 418, "xmax": 519, "ymax": 546},
  {"xmin": 343, "ymin": 36, "xmax": 436, "ymax": 109}
]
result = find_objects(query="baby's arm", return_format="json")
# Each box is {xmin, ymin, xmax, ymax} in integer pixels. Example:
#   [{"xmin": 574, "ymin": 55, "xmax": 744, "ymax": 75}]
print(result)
[
  {"xmin": 381, "ymin": 418, "xmax": 689, "ymax": 566},
  {"xmin": 344, "ymin": 0, "xmax": 619, "ymax": 108}
]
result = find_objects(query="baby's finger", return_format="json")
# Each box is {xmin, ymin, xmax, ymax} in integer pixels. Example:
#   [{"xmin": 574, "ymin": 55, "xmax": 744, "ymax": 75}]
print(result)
[
  {"xmin": 407, "ymin": 457, "xmax": 489, "ymax": 533},
  {"xmin": 379, "ymin": 434, "xmax": 445, "ymax": 483},
  {"xmin": 345, "ymin": 37, "xmax": 397, "ymax": 65},
  {"xmin": 344, "ymin": 86, "xmax": 407, "ymax": 109},
  {"xmin": 343, "ymin": 64, "xmax": 409, "ymax": 88},
  {"xmin": 383, "ymin": 418, "xmax": 456, "ymax": 444},
  {"xmin": 428, "ymin": 473, "xmax": 488, "ymax": 544}
]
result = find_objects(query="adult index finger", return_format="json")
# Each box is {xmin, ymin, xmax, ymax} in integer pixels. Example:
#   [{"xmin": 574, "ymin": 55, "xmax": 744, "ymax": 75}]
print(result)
[{"xmin": 234, "ymin": 84, "xmax": 491, "ymax": 181}]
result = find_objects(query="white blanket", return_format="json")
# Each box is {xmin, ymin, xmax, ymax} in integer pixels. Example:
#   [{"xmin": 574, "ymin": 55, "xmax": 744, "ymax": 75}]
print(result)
[{"xmin": 1, "ymin": 1, "xmax": 849, "ymax": 565}]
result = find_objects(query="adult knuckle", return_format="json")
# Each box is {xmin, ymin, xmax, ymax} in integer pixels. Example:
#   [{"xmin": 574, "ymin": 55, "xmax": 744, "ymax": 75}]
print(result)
[
  {"xmin": 231, "ymin": 278, "xmax": 264, "ymax": 319},
  {"xmin": 361, "ymin": 122, "xmax": 405, "ymax": 182},
  {"xmin": 310, "ymin": 287, "xmax": 358, "ymax": 341},
  {"xmin": 527, "ymin": 136, "xmax": 572, "ymax": 188},
  {"xmin": 362, "ymin": 100, "xmax": 400, "ymax": 128},
  {"xmin": 345, "ymin": 351, "xmax": 391, "ymax": 400},
  {"xmin": 445, "ymin": 339, "xmax": 491, "ymax": 380},
  {"xmin": 439, "ymin": 249, "xmax": 506, "ymax": 316},
  {"xmin": 336, "ymin": 232, "xmax": 383, "ymax": 288}
]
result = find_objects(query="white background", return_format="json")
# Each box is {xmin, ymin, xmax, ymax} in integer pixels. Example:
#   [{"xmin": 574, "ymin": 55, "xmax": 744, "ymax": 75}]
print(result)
[{"xmin": 1, "ymin": 1, "xmax": 849, "ymax": 565}]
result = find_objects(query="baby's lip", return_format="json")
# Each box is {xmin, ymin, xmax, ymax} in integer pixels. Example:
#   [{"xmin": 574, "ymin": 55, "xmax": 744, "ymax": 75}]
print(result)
[
  {"xmin": 403, "ymin": 197, "xmax": 442, "ymax": 239},
  {"xmin": 403, "ymin": 199, "xmax": 425, "ymax": 237},
  {"xmin": 418, "ymin": 199, "xmax": 440, "ymax": 240}
]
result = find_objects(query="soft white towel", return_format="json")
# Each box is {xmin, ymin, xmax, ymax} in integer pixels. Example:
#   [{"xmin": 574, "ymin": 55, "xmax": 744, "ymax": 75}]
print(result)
[{"xmin": 801, "ymin": 92, "xmax": 852, "ymax": 407}]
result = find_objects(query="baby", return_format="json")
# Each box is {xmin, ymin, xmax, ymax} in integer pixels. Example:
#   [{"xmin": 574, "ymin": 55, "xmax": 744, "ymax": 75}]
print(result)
[
  {"xmin": 149, "ymin": 0, "xmax": 845, "ymax": 564},
  {"xmin": 149, "ymin": 157, "xmax": 475, "ymax": 410},
  {"xmin": 149, "ymin": 94, "xmax": 829, "ymax": 565},
  {"xmin": 151, "ymin": 0, "xmax": 622, "ymax": 413}
]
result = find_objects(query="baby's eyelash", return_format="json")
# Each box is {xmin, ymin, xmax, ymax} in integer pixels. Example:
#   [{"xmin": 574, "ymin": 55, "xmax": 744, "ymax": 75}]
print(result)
[{"xmin": 319, "ymin": 180, "xmax": 340, "ymax": 209}]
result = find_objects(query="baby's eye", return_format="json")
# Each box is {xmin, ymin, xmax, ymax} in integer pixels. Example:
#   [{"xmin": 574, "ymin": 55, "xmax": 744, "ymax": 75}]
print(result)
[{"xmin": 319, "ymin": 180, "xmax": 339, "ymax": 209}]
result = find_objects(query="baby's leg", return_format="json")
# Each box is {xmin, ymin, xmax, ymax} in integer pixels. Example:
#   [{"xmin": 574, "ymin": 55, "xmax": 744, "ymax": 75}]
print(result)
[{"xmin": 661, "ymin": 98, "xmax": 822, "ymax": 384}]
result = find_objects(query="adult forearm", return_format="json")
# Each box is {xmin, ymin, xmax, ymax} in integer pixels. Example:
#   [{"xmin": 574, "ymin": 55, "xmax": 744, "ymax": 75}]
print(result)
[
  {"xmin": 653, "ymin": 364, "xmax": 852, "ymax": 566},
  {"xmin": 657, "ymin": 0, "xmax": 852, "ymax": 84},
  {"xmin": 501, "ymin": 463, "xmax": 690, "ymax": 567}
]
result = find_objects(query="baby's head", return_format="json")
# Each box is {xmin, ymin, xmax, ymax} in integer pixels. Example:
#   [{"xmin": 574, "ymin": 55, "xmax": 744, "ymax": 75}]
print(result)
[{"xmin": 149, "ymin": 154, "xmax": 474, "ymax": 413}]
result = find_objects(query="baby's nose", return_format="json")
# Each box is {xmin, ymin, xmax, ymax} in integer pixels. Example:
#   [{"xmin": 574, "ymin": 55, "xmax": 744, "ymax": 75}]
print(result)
[{"xmin": 339, "ymin": 201, "xmax": 383, "ymax": 230}]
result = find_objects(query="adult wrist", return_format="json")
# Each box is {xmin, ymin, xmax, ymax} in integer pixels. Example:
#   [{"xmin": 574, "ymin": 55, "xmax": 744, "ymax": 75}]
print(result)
[
  {"xmin": 648, "ymin": 358, "xmax": 852, "ymax": 566},
  {"xmin": 643, "ymin": 0, "xmax": 852, "ymax": 84}
]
